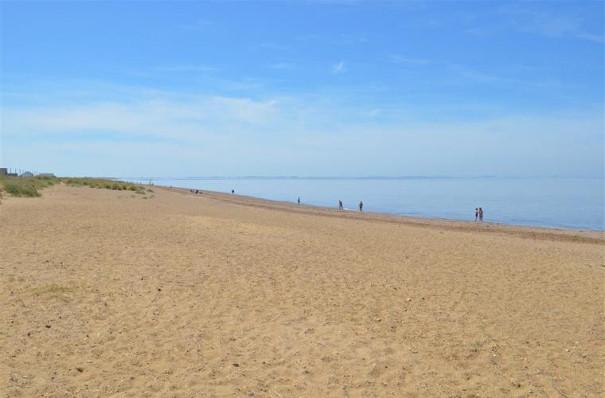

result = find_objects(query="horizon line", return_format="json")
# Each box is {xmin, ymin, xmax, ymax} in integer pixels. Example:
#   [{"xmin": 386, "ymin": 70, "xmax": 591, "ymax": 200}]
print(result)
[{"xmin": 114, "ymin": 175, "xmax": 604, "ymax": 181}]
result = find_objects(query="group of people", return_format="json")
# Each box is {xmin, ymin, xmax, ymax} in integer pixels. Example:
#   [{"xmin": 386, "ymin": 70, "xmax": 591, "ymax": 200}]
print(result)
[
  {"xmin": 338, "ymin": 200, "xmax": 363, "ymax": 212},
  {"xmin": 475, "ymin": 207, "xmax": 484, "ymax": 222},
  {"xmin": 193, "ymin": 189, "xmax": 483, "ymax": 222},
  {"xmin": 297, "ymin": 197, "xmax": 364, "ymax": 212}
]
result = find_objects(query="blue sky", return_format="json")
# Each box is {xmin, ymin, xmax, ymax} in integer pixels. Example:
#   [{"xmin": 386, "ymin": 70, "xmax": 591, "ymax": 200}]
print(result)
[{"xmin": 1, "ymin": 0, "xmax": 603, "ymax": 177}]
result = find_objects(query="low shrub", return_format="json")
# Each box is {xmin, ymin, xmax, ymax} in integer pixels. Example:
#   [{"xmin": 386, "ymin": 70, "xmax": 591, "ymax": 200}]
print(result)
[{"xmin": 3, "ymin": 181, "xmax": 40, "ymax": 197}]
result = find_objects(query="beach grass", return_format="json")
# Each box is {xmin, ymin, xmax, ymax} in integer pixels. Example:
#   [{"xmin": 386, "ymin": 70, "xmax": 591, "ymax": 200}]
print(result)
[
  {"xmin": 0, "ymin": 175, "xmax": 59, "ymax": 197},
  {"xmin": 0, "ymin": 176, "xmax": 146, "ymax": 199},
  {"xmin": 63, "ymin": 177, "xmax": 145, "ymax": 193}
]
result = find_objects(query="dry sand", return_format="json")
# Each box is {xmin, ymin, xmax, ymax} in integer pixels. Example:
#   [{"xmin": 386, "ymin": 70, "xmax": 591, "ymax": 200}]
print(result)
[{"xmin": 1, "ymin": 184, "xmax": 603, "ymax": 397}]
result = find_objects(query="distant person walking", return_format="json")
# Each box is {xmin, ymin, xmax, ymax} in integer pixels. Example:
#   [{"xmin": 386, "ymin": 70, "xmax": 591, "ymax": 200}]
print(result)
[
  {"xmin": 297, "ymin": 197, "xmax": 301, "ymax": 205},
  {"xmin": 359, "ymin": 201, "xmax": 363, "ymax": 212},
  {"xmin": 338, "ymin": 200, "xmax": 343, "ymax": 210},
  {"xmin": 231, "ymin": 189, "xmax": 235, "ymax": 194},
  {"xmin": 475, "ymin": 208, "xmax": 479, "ymax": 222},
  {"xmin": 479, "ymin": 207, "xmax": 484, "ymax": 222}
]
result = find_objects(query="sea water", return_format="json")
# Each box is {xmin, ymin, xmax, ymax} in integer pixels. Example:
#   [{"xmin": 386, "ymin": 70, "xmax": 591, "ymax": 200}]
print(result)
[{"xmin": 127, "ymin": 177, "xmax": 604, "ymax": 231}]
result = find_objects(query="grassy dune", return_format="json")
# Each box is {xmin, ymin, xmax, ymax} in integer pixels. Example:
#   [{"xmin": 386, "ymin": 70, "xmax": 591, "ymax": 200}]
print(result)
[
  {"xmin": 0, "ymin": 176, "xmax": 58, "ymax": 197},
  {"xmin": 63, "ymin": 177, "xmax": 145, "ymax": 193},
  {"xmin": 0, "ymin": 176, "xmax": 147, "ymax": 199}
]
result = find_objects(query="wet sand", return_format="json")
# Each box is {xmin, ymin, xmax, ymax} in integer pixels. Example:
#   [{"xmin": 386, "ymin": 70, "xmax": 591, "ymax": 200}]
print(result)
[{"xmin": 2, "ymin": 184, "xmax": 603, "ymax": 397}]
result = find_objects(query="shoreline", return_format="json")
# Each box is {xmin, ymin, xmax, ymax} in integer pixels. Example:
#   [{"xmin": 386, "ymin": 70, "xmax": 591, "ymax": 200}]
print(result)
[
  {"xmin": 121, "ymin": 176, "xmax": 604, "ymax": 233},
  {"xmin": 157, "ymin": 185, "xmax": 605, "ymax": 245}
]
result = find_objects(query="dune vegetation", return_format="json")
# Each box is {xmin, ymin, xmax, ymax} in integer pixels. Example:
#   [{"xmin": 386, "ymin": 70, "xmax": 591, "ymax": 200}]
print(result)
[
  {"xmin": 63, "ymin": 177, "xmax": 145, "ymax": 193},
  {"xmin": 0, "ymin": 175, "xmax": 59, "ymax": 198},
  {"xmin": 0, "ymin": 176, "xmax": 147, "ymax": 199}
]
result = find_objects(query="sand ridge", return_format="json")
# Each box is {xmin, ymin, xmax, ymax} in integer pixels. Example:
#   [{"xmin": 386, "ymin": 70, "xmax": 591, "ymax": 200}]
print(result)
[{"xmin": 2, "ymin": 184, "xmax": 604, "ymax": 397}]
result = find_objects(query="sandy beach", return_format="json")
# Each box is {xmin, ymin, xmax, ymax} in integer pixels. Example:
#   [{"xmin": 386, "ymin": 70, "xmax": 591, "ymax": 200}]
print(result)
[{"xmin": 2, "ymin": 184, "xmax": 603, "ymax": 397}]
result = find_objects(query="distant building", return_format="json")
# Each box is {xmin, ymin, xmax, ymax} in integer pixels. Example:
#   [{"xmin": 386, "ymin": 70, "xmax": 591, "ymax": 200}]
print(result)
[
  {"xmin": 20, "ymin": 171, "xmax": 34, "ymax": 177},
  {"xmin": 0, "ymin": 168, "xmax": 7, "ymax": 176}
]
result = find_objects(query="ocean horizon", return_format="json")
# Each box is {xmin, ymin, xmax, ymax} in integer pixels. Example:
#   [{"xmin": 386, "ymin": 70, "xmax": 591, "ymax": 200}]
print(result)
[{"xmin": 123, "ymin": 176, "xmax": 605, "ymax": 231}]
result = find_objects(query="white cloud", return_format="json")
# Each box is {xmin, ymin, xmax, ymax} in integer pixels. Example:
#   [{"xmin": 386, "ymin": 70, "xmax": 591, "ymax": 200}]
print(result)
[
  {"xmin": 2, "ymin": 95, "xmax": 281, "ymax": 143},
  {"xmin": 331, "ymin": 61, "xmax": 346, "ymax": 74},
  {"xmin": 2, "ymin": 85, "xmax": 602, "ymax": 178}
]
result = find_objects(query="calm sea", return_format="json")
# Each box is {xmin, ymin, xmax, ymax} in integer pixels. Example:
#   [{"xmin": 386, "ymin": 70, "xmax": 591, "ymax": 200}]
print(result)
[{"xmin": 126, "ymin": 177, "xmax": 604, "ymax": 231}]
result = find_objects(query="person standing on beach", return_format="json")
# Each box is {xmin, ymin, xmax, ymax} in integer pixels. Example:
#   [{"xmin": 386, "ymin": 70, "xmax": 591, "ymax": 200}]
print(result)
[
  {"xmin": 297, "ymin": 197, "xmax": 301, "ymax": 205},
  {"xmin": 231, "ymin": 189, "xmax": 235, "ymax": 194},
  {"xmin": 475, "ymin": 208, "xmax": 479, "ymax": 222},
  {"xmin": 479, "ymin": 207, "xmax": 484, "ymax": 222},
  {"xmin": 359, "ymin": 201, "xmax": 363, "ymax": 212},
  {"xmin": 338, "ymin": 200, "xmax": 343, "ymax": 210}
]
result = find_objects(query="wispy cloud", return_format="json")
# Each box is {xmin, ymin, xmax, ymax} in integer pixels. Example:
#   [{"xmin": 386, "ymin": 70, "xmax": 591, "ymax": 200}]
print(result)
[
  {"xmin": 153, "ymin": 65, "xmax": 218, "ymax": 73},
  {"xmin": 448, "ymin": 64, "xmax": 514, "ymax": 85},
  {"xmin": 331, "ymin": 61, "xmax": 346, "ymax": 74},
  {"xmin": 500, "ymin": 6, "xmax": 604, "ymax": 44},
  {"xmin": 181, "ymin": 18, "xmax": 213, "ymax": 31},
  {"xmin": 296, "ymin": 33, "xmax": 321, "ymax": 42},
  {"xmin": 444, "ymin": 63, "xmax": 571, "ymax": 91},
  {"xmin": 3, "ymin": 95, "xmax": 281, "ymax": 143},
  {"xmin": 254, "ymin": 42, "xmax": 290, "ymax": 51},
  {"xmin": 268, "ymin": 62, "xmax": 295, "ymax": 70},
  {"xmin": 3, "ymin": 84, "xmax": 602, "ymax": 177},
  {"xmin": 336, "ymin": 33, "xmax": 369, "ymax": 45},
  {"xmin": 296, "ymin": 32, "xmax": 368, "ymax": 46},
  {"xmin": 389, "ymin": 54, "xmax": 430, "ymax": 66},
  {"xmin": 572, "ymin": 32, "xmax": 604, "ymax": 44}
]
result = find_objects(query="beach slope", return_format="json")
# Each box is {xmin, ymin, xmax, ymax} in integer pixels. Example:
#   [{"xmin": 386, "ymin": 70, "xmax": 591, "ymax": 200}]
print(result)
[{"xmin": 2, "ymin": 185, "xmax": 603, "ymax": 397}]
